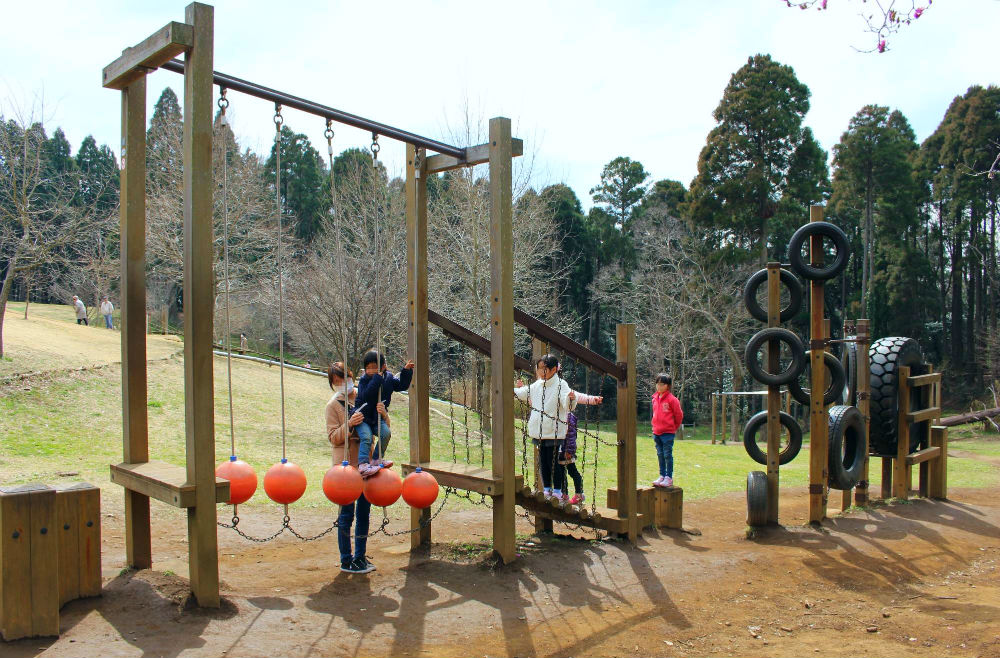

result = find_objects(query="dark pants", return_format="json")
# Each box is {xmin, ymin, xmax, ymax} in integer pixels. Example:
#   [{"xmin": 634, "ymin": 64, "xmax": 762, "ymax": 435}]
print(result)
[
  {"xmin": 337, "ymin": 493, "xmax": 372, "ymax": 565},
  {"xmin": 538, "ymin": 442, "xmax": 560, "ymax": 490},
  {"xmin": 556, "ymin": 460, "xmax": 584, "ymax": 494},
  {"xmin": 654, "ymin": 433, "xmax": 675, "ymax": 478},
  {"xmin": 77, "ymin": 318, "xmax": 88, "ymax": 326}
]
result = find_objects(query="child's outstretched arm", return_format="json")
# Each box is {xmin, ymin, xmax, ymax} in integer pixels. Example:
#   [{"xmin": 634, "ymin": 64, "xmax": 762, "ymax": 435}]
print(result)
[
  {"xmin": 514, "ymin": 379, "xmax": 530, "ymax": 403},
  {"xmin": 396, "ymin": 360, "xmax": 414, "ymax": 391},
  {"xmin": 574, "ymin": 392, "xmax": 603, "ymax": 405}
]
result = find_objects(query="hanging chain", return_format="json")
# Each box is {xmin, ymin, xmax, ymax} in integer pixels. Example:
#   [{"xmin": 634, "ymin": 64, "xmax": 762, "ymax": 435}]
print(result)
[
  {"xmin": 218, "ymin": 88, "xmax": 237, "ymax": 458},
  {"xmin": 370, "ymin": 132, "xmax": 380, "ymax": 162},
  {"xmin": 273, "ymin": 104, "xmax": 288, "ymax": 460}
]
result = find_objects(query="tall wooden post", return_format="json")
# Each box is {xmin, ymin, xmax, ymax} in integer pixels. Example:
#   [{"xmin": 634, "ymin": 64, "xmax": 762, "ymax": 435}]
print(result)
[
  {"xmin": 182, "ymin": 2, "xmax": 219, "ymax": 607},
  {"xmin": 488, "ymin": 117, "xmax": 516, "ymax": 564},
  {"xmin": 928, "ymin": 425, "xmax": 947, "ymax": 499},
  {"xmin": 808, "ymin": 205, "xmax": 829, "ymax": 524},
  {"xmin": 120, "ymin": 75, "xmax": 151, "ymax": 569},
  {"xmin": 710, "ymin": 393, "xmax": 717, "ymax": 445},
  {"xmin": 855, "ymin": 319, "xmax": 871, "ymax": 506},
  {"xmin": 616, "ymin": 324, "xmax": 638, "ymax": 542},
  {"xmin": 406, "ymin": 144, "xmax": 431, "ymax": 549},
  {"xmin": 765, "ymin": 263, "xmax": 781, "ymax": 524},
  {"xmin": 531, "ymin": 337, "xmax": 552, "ymax": 534},
  {"xmin": 893, "ymin": 366, "xmax": 912, "ymax": 499}
]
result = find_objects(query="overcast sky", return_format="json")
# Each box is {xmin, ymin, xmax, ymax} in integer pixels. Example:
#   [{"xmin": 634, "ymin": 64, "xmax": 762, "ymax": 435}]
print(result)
[{"xmin": 3, "ymin": 1, "xmax": 998, "ymax": 209}]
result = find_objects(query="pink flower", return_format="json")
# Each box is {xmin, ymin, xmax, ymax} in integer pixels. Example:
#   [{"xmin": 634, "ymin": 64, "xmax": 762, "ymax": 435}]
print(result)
[
  {"xmin": 877, "ymin": 39, "xmax": 886, "ymax": 53},
  {"xmin": 914, "ymin": 7, "xmax": 923, "ymax": 17}
]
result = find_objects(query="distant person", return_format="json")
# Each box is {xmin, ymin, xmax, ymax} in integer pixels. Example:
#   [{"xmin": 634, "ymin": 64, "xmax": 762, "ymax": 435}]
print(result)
[
  {"xmin": 239, "ymin": 333, "xmax": 248, "ymax": 354},
  {"xmin": 651, "ymin": 373, "xmax": 683, "ymax": 488},
  {"xmin": 304, "ymin": 361, "xmax": 312, "ymax": 369},
  {"xmin": 100, "ymin": 296, "xmax": 114, "ymax": 329},
  {"xmin": 72, "ymin": 296, "xmax": 88, "ymax": 326}
]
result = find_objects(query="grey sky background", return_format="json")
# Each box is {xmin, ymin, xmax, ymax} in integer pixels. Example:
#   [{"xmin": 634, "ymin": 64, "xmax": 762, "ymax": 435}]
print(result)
[{"xmin": 3, "ymin": 1, "xmax": 997, "ymax": 208}]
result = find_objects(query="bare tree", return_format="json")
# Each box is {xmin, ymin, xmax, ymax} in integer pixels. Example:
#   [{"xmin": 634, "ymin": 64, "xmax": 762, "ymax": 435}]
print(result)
[{"xmin": 0, "ymin": 104, "xmax": 115, "ymax": 356}]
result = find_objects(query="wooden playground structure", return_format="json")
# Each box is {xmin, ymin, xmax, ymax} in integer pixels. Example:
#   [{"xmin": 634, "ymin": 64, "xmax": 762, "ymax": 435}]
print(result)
[
  {"xmin": 100, "ymin": 2, "xmax": 662, "ymax": 608},
  {"xmin": 744, "ymin": 206, "xmax": 948, "ymax": 527}
]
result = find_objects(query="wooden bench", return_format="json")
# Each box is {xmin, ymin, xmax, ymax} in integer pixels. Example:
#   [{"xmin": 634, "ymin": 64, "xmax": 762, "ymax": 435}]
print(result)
[
  {"xmin": 401, "ymin": 461, "xmax": 522, "ymax": 497},
  {"xmin": 110, "ymin": 460, "xmax": 230, "ymax": 508}
]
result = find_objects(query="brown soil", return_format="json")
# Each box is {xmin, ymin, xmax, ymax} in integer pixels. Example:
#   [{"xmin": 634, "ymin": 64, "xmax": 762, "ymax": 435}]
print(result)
[{"xmin": 3, "ymin": 487, "xmax": 999, "ymax": 658}]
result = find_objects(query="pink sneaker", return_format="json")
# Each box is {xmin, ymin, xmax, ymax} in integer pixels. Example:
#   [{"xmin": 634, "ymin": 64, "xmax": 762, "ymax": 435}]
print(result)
[
  {"xmin": 569, "ymin": 493, "xmax": 586, "ymax": 505},
  {"xmin": 378, "ymin": 458, "xmax": 393, "ymax": 469},
  {"xmin": 663, "ymin": 476, "xmax": 673, "ymax": 487},
  {"xmin": 652, "ymin": 476, "xmax": 666, "ymax": 487},
  {"xmin": 359, "ymin": 462, "xmax": 380, "ymax": 479}
]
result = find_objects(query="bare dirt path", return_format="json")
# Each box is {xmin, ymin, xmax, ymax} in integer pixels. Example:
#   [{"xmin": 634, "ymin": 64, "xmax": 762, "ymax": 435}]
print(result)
[{"xmin": 4, "ymin": 486, "xmax": 999, "ymax": 658}]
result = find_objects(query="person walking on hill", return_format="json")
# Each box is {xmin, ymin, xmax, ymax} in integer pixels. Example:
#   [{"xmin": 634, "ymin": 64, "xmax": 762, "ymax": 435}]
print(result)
[
  {"xmin": 100, "ymin": 297, "xmax": 114, "ymax": 329},
  {"xmin": 72, "ymin": 296, "xmax": 88, "ymax": 326}
]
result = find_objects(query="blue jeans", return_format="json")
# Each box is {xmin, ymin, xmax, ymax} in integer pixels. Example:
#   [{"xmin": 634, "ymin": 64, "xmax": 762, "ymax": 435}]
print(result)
[
  {"xmin": 337, "ymin": 493, "xmax": 371, "ymax": 565},
  {"xmin": 356, "ymin": 418, "xmax": 391, "ymax": 464},
  {"xmin": 104, "ymin": 314, "xmax": 113, "ymax": 329},
  {"xmin": 654, "ymin": 433, "xmax": 675, "ymax": 478}
]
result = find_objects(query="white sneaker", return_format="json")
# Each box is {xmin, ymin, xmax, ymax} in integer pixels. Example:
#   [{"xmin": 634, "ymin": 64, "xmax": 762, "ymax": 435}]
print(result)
[
  {"xmin": 663, "ymin": 476, "xmax": 673, "ymax": 487},
  {"xmin": 652, "ymin": 476, "xmax": 665, "ymax": 487}
]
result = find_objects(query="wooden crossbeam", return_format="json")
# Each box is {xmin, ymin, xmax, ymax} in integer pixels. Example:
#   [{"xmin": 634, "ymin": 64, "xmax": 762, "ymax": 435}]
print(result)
[
  {"xmin": 103, "ymin": 22, "xmax": 193, "ymax": 90},
  {"xmin": 904, "ymin": 446, "xmax": 941, "ymax": 466},
  {"xmin": 425, "ymin": 139, "xmax": 524, "ymax": 174},
  {"xmin": 906, "ymin": 407, "xmax": 941, "ymax": 423},
  {"xmin": 110, "ymin": 460, "xmax": 229, "ymax": 508},
  {"xmin": 514, "ymin": 491, "xmax": 633, "ymax": 534},
  {"xmin": 401, "ymin": 461, "xmax": 523, "ymax": 496},
  {"xmin": 514, "ymin": 307, "xmax": 626, "ymax": 380},
  {"xmin": 428, "ymin": 309, "xmax": 533, "ymax": 372},
  {"xmin": 907, "ymin": 373, "xmax": 942, "ymax": 387}
]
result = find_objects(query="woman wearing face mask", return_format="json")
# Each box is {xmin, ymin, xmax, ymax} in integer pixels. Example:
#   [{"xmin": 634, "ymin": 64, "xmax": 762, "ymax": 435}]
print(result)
[{"xmin": 326, "ymin": 361, "xmax": 379, "ymax": 573}]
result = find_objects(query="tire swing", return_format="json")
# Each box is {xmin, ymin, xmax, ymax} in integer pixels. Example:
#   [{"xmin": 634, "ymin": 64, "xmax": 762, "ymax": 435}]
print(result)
[
  {"xmin": 787, "ymin": 221, "xmax": 850, "ymax": 281},
  {"xmin": 869, "ymin": 336, "xmax": 925, "ymax": 456},
  {"xmin": 788, "ymin": 350, "xmax": 847, "ymax": 406},
  {"xmin": 742, "ymin": 411, "xmax": 803, "ymax": 466},
  {"xmin": 746, "ymin": 471, "xmax": 768, "ymax": 527},
  {"xmin": 744, "ymin": 328, "xmax": 806, "ymax": 386},
  {"xmin": 827, "ymin": 405, "xmax": 866, "ymax": 490},
  {"xmin": 742, "ymin": 268, "xmax": 803, "ymax": 323}
]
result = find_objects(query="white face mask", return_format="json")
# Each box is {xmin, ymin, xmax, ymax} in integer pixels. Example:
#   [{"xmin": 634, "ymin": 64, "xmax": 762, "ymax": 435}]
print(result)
[{"xmin": 340, "ymin": 378, "xmax": 355, "ymax": 396}]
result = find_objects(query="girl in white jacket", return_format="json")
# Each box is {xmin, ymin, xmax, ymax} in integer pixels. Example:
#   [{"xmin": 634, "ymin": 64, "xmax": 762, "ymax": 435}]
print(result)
[{"xmin": 515, "ymin": 354, "xmax": 601, "ymax": 500}]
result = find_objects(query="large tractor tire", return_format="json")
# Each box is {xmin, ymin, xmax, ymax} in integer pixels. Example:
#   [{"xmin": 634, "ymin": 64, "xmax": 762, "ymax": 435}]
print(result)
[{"xmin": 869, "ymin": 337, "xmax": 924, "ymax": 456}]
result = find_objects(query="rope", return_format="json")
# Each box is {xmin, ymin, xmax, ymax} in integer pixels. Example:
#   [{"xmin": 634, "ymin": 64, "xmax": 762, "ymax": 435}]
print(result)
[
  {"xmin": 218, "ymin": 88, "xmax": 236, "ymax": 458},
  {"xmin": 274, "ymin": 104, "xmax": 288, "ymax": 461},
  {"xmin": 325, "ymin": 119, "xmax": 350, "ymax": 466}
]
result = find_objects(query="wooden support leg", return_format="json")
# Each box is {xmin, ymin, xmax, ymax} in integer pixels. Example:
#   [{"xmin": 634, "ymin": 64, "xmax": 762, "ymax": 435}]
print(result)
[
  {"xmin": 881, "ymin": 457, "xmax": 892, "ymax": 500},
  {"xmin": 616, "ymin": 324, "xmax": 638, "ymax": 543},
  {"xmin": 893, "ymin": 366, "xmax": 911, "ymax": 500},
  {"xmin": 928, "ymin": 426, "xmax": 948, "ymax": 499},
  {"xmin": 855, "ymin": 319, "xmax": 871, "ymax": 507}
]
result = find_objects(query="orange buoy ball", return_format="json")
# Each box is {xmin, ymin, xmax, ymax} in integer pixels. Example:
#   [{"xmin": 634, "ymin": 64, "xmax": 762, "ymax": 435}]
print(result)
[
  {"xmin": 402, "ymin": 467, "xmax": 439, "ymax": 509},
  {"xmin": 215, "ymin": 456, "xmax": 258, "ymax": 505},
  {"xmin": 363, "ymin": 467, "xmax": 403, "ymax": 507},
  {"xmin": 323, "ymin": 461, "xmax": 364, "ymax": 505},
  {"xmin": 263, "ymin": 459, "xmax": 307, "ymax": 505}
]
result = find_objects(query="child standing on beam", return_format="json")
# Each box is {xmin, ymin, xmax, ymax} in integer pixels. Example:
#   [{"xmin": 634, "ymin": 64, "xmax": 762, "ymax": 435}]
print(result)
[{"xmin": 651, "ymin": 373, "xmax": 683, "ymax": 488}]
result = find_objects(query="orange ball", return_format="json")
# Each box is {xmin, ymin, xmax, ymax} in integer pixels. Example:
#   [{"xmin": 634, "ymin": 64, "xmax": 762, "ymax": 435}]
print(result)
[
  {"xmin": 323, "ymin": 461, "xmax": 364, "ymax": 505},
  {"xmin": 363, "ymin": 467, "xmax": 403, "ymax": 507},
  {"xmin": 263, "ymin": 459, "xmax": 307, "ymax": 505},
  {"xmin": 216, "ymin": 457, "xmax": 258, "ymax": 505},
  {"xmin": 402, "ymin": 468, "xmax": 439, "ymax": 509}
]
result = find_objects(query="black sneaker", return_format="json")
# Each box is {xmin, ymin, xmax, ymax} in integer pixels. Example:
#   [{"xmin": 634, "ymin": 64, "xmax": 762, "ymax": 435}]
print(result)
[
  {"xmin": 351, "ymin": 557, "xmax": 376, "ymax": 574},
  {"xmin": 340, "ymin": 560, "xmax": 361, "ymax": 573}
]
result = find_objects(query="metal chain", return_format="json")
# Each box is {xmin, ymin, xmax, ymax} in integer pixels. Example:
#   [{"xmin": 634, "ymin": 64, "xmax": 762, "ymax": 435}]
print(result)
[{"xmin": 218, "ymin": 514, "xmax": 339, "ymax": 543}]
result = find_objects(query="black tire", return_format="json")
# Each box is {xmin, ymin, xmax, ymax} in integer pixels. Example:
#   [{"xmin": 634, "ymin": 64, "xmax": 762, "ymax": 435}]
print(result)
[
  {"xmin": 787, "ymin": 221, "xmax": 850, "ymax": 281},
  {"xmin": 746, "ymin": 471, "xmax": 768, "ymax": 527},
  {"xmin": 840, "ymin": 337, "xmax": 858, "ymax": 407},
  {"xmin": 745, "ymin": 328, "xmax": 806, "ymax": 387},
  {"xmin": 742, "ymin": 410, "xmax": 803, "ymax": 466},
  {"xmin": 743, "ymin": 268, "xmax": 803, "ymax": 323},
  {"xmin": 827, "ymin": 405, "xmax": 866, "ymax": 490},
  {"xmin": 869, "ymin": 337, "xmax": 924, "ymax": 456},
  {"xmin": 788, "ymin": 350, "xmax": 847, "ymax": 406}
]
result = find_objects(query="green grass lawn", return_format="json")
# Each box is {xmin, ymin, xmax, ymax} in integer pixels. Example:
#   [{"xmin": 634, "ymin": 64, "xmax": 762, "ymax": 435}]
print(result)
[{"xmin": 2, "ymin": 303, "xmax": 998, "ymax": 516}]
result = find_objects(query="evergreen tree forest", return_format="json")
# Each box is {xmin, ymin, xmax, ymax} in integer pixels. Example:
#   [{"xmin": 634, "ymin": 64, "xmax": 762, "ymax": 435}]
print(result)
[{"xmin": 3, "ymin": 65, "xmax": 998, "ymax": 420}]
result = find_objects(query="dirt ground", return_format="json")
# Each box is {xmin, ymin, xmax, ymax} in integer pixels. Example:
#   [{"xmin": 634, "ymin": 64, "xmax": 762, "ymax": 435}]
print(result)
[{"xmin": 3, "ymin": 483, "xmax": 999, "ymax": 658}]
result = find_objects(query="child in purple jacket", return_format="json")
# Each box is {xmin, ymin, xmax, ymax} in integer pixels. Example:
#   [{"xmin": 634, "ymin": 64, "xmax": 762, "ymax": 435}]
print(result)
[{"xmin": 555, "ymin": 392, "xmax": 601, "ymax": 505}]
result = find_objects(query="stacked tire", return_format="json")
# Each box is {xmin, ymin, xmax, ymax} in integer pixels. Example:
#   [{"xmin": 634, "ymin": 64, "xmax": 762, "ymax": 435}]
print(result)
[{"xmin": 868, "ymin": 337, "xmax": 925, "ymax": 456}]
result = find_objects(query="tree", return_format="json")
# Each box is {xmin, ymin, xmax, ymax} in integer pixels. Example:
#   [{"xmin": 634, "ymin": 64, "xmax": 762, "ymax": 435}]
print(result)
[
  {"xmin": 0, "ymin": 108, "xmax": 115, "ymax": 357},
  {"xmin": 539, "ymin": 183, "xmax": 592, "ymax": 339},
  {"xmin": 783, "ymin": 0, "xmax": 932, "ymax": 53},
  {"xmin": 688, "ymin": 54, "xmax": 813, "ymax": 263},
  {"xmin": 264, "ymin": 124, "xmax": 327, "ymax": 243}
]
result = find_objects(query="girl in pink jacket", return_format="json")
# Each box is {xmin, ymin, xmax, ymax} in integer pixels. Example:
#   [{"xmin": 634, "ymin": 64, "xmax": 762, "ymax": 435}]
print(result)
[{"xmin": 651, "ymin": 373, "xmax": 683, "ymax": 487}]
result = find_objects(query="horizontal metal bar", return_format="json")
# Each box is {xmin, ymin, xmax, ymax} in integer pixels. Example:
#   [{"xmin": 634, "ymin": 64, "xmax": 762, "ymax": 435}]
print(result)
[
  {"xmin": 160, "ymin": 59, "xmax": 465, "ymax": 158},
  {"xmin": 513, "ymin": 307, "xmax": 626, "ymax": 381}
]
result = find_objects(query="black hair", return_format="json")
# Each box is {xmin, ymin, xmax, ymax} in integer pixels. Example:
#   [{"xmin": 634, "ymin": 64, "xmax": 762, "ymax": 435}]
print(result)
[
  {"xmin": 328, "ymin": 362, "xmax": 352, "ymax": 390},
  {"xmin": 536, "ymin": 354, "xmax": 559, "ymax": 371},
  {"xmin": 363, "ymin": 350, "xmax": 386, "ymax": 369},
  {"xmin": 655, "ymin": 373, "xmax": 672, "ymax": 386}
]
